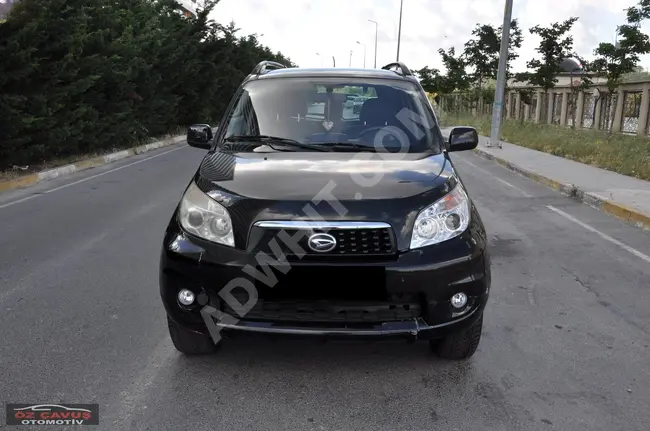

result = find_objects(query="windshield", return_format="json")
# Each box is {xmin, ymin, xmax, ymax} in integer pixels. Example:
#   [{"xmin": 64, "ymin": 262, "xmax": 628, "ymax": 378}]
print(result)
[{"xmin": 221, "ymin": 77, "xmax": 443, "ymax": 153}]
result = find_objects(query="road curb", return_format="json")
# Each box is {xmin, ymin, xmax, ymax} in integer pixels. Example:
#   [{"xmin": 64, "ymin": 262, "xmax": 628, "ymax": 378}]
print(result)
[
  {"xmin": 0, "ymin": 135, "xmax": 186, "ymax": 193},
  {"xmin": 473, "ymin": 147, "xmax": 650, "ymax": 232}
]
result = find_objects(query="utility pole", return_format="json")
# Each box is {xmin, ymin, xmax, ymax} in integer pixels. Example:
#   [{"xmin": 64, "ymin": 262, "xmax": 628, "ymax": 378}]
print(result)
[
  {"xmin": 396, "ymin": 0, "xmax": 403, "ymax": 61},
  {"xmin": 368, "ymin": 19, "xmax": 378, "ymax": 68},
  {"xmin": 488, "ymin": 0, "xmax": 513, "ymax": 149}
]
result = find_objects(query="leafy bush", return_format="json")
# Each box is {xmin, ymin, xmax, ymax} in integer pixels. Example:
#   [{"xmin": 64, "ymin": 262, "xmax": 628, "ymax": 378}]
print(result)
[{"xmin": 0, "ymin": 0, "xmax": 294, "ymax": 168}]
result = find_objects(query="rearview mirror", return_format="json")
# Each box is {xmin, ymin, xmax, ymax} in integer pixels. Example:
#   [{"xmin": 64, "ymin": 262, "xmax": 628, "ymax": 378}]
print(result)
[
  {"xmin": 448, "ymin": 126, "xmax": 479, "ymax": 152},
  {"xmin": 187, "ymin": 124, "xmax": 213, "ymax": 149}
]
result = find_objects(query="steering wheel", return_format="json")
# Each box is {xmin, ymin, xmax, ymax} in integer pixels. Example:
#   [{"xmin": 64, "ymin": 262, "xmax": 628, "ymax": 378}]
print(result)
[
  {"xmin": 356, "ymin": 126, "xmax": 406, "ymax": 150},
  {"xmin": 357, "ymin": 126, "xmax": 386, "ymax": 138},
  {"xmin": 357, "ymin": 126, "xmax": 404, "ymax": 142}
]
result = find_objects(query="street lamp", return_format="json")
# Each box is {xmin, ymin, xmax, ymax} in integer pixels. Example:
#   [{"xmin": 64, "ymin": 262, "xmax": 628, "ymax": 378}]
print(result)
[
  {"xmin": 356, "ymin": 41, "xmax": 366, "ymax": 68},
  {"xmin": 349, "ymin": 50, "xmax": 353, "ymax": 67},
  {"xmin": 396, "ymin": 0, "xmax": 404, "ymax": 61},
  {"xmin": 316, "ymin": 52, "xmax": 323, "ymax": 67},
  {"xmin": 368, "ymin": 19, "xmax": 378, "ymax": 68}
]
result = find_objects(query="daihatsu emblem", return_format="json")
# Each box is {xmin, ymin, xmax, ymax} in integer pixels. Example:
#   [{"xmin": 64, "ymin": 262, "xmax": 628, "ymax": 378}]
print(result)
[{"xmin": 307, "ymin": 233, "xmax": 337, "ymax": 252}]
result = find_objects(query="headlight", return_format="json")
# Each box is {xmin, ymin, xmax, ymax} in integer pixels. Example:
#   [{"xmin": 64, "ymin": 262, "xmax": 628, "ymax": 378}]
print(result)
[
  {"xmin": 410, "ymin": 183, "xmax": 470, "ymax": 249},
  {"xmin": 179, "ymin": 182, "xmax": 234, "ymax": 247}
]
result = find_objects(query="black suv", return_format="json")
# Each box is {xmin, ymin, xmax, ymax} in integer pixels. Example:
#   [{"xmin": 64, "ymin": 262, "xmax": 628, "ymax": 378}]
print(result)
[{"xmin": 159, "ymin": 61, "xmax": 491, "ymax": 360}]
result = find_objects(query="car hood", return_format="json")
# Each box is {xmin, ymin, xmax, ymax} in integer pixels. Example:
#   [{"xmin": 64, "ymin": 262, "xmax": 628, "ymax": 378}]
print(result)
[
  {"xmin": 195, "ymin": 151, "xmax": 453, "ymax": 200},
  {"xmin": 192, "ymin": 151, "xmax": 460, "ymax": 251}
]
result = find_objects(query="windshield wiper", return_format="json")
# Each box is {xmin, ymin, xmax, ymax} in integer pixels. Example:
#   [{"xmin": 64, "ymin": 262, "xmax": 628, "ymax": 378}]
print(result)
[
  {"xmin": 316, "ymin": 142, "xmax": 377, "ymax": 152},
  {"xmin": 224, "ymin": 135, "xmax": 330, "ymax": 152}
]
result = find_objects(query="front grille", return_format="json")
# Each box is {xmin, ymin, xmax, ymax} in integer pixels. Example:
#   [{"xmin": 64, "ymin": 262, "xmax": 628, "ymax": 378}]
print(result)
[
  {"xmin": 257, "ymin": 227, "xmax": 396, "ymax": 257},
  {"xmin": 328, "ymin": 228, "xmax": 393, "ymax": 255}
]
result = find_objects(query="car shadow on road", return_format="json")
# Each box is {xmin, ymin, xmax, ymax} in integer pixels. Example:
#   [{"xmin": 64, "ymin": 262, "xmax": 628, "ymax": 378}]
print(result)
[{"xmin": 169, "ymin": 336, "xmax": 479, "ymax": 380}]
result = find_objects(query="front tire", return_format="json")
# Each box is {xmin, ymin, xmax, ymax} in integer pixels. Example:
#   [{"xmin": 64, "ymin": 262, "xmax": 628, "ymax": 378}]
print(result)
[
  {"xmin": 167, "ymin": 317, "xmax": 220, "ymax": 355},
  {"xmin": 431, "ymin": 313, "xmax": 483, "ymax": 360}
]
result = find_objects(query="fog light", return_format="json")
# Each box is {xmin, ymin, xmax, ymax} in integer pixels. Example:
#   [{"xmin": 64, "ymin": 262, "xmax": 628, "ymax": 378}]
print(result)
[
  {"xmin": 178, "ymin": 289, "xmax": 195, "ymax": 306},
  {"xmin": 450, "ymin": 292, "xmax": 467, "ymax": 308}
]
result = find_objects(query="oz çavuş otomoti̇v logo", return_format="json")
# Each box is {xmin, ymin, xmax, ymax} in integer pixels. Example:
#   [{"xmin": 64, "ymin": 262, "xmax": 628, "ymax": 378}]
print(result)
[{"xmin": 5, "ymin": 404, "xmax": 99, "ymax": 426}]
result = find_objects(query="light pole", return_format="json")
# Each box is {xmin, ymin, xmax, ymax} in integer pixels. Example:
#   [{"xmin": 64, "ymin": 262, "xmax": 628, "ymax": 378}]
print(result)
[
  {"xmin": 316, "ymin": 52, "xmax": 323, "ymax": 67},
  {"xmin": 396, "ymin": 0, "xmax": 403, "ymax": 61},
  {"xmin": 349, "ymin": 50, "xmax": 353, "ymax": 67},
  {"xmin": 488, "ymin": 0, "xmax": 514, "ymax": 148},
  {"xmin": 356, "ymin": 41, "xmax": 366, "ymax": 68},
  {"xmin": 332, "ymin": 56, "xmax": 336, "ymax": 67},
  {"xmin": 368, "ymin": 19, "xmax": 378, "ymax": 68}
]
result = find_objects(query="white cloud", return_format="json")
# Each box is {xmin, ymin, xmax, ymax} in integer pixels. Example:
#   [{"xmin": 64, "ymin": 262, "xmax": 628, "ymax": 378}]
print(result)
[{"xmin": 210, "ymin": 0, "xmax": 650, "ymax": 73}]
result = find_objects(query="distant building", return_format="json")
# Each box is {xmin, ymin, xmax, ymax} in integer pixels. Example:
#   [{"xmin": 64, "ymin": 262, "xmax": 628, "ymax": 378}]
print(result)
[{"xmin": 177, "ymin": 0, "xmax": 204, "ymax": 17}]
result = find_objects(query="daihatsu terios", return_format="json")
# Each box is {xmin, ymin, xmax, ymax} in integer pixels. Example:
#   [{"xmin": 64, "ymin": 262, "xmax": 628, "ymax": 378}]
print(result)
[{"xmin": 159, "ymin": 61, "xmax": 491, "ymax": 360}]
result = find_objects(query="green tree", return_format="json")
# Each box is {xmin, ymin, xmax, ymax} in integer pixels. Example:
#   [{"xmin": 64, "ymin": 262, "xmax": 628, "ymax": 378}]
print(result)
[
  {"xmin": 514, "ymin": 17, "xmax": 579, "ymax": 121},
  {"xmin": 463, "ymin": 20, "xmax": 522, "ymax": 115},
  {"xmin": 0, "ymin": 0, "xmax": 294, "ymax": 168},
  {"xmin": 592, "ymin": 0, "xmax": 650, "ymax": 93},
  {"xmin": 414, "ymin": 66, "xmax": 445, "ymax": 96},
  {"xmin": 464, "ymin": 20, "xmax": 523, "ymax": 85},
  {"xmin": 591, "ymin": 0, "xmax": 650, "ymax": 131},
  {"xmin": 438, "ymin": 47, "xmax": 471, "ymax": 93},
  {"xmin": 503, "ymin": 19, "xmax": 524, "ymax": 87},
  {"xmin": 463, "ymin": 24, "xmax": 499, "ymax": 88}
]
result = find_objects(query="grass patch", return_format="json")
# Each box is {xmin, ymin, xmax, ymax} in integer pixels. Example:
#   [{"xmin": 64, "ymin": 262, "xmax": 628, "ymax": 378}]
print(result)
[{"xmin": 439, "ymin": 113, "xmax": 650, "ymax": 181}]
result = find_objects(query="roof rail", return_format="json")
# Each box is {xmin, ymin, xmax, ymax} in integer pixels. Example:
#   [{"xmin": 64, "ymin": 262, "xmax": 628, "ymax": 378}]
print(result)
[
  {"xmin": 381, "ymin": 62, "xmax": 413, "ymax": 77},
  {"xmin": 251, "ymin": 60, "xmax": 287, "ymax": 76}
]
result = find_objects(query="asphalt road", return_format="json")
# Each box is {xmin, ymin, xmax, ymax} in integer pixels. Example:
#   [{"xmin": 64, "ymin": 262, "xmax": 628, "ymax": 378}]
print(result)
[{"xmin": 1, "ymin": 142, "xmax": 650, "ymax": 431}]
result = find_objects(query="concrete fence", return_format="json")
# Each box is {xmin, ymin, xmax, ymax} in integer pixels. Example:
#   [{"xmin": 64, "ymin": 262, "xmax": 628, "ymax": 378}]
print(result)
[{"xmin": 438, "ymin": 75, "xmax": 650, "ymax": 137}]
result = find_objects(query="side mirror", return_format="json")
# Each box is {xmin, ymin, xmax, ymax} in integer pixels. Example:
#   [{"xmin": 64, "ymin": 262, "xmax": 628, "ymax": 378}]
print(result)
[
  {"xmin": 448, "ymin": 126, "xmax": 479, "ymax": 152},
  {"xmin": 187, "ymin": 124, "xmax": 213, "ymax": 149}
]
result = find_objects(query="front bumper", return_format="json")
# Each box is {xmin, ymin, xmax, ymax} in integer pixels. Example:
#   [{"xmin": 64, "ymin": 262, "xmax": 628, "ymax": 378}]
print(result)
[
  {"xmin": 160, "ymin": 218, "xmax": 491, "ymax": 341},
  {"xmin": 210, "ymin": 309, "xmax": 482, "ymax": 342}
]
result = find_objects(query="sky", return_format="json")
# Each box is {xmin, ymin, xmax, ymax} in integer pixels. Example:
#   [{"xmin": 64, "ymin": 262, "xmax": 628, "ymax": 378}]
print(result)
[{"xmin": 210, "ymin": 0, "xmax": 650, "ymax": 74}]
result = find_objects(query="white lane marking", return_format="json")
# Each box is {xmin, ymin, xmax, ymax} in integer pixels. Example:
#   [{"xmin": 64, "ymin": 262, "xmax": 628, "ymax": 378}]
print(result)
[
  {"xmin": 456, "ymin": 157, "xmax": 533, "ymax": 197},
  {"xmin": 547, "ymin": 205, "xmax": 650, "ymax": 265},
  {"xmin": 0, "ymin": 195, "xmax": 39, "ymax": 209},
  {"xmin": 0, "ymin": 145, "xmax": 187, "ymax": 209},
  {"xmin": 104, "ymin": 336, "xmax": 177, "ymax": 428}
]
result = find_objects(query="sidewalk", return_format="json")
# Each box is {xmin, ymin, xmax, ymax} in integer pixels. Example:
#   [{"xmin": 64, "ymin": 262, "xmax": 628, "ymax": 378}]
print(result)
[{"xmin": 441, "ymin": 127, "xmax": 650, "ymax": 231}]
